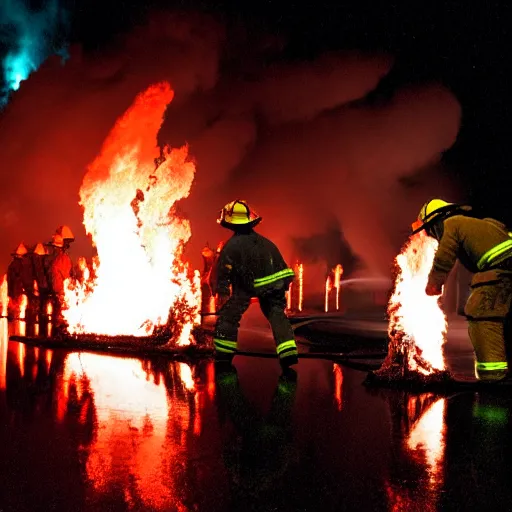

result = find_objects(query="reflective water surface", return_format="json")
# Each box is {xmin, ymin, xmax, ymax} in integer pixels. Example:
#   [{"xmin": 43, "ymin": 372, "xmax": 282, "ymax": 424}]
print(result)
[{"xmin": 1, "ymin": 318, "xmax": 512, "ymax": 511}]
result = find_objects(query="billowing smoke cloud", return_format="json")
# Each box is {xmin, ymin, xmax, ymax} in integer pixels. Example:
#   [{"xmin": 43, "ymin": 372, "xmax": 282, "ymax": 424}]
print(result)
[
  {"xmin": 0, "ymin": 10, "xmax": 461, "ymax": 280},
  {"xmin": 0, "ymin": 0, "xmax": 68, "ymax": 106}
]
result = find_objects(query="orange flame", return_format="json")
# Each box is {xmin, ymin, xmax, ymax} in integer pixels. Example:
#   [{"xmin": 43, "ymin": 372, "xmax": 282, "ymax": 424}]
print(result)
[
  {"xmin": 324, "ymin": 275, "xmax": 332, "ymax": 313},
  {"xmin": 297, "ymin": 263, "xmax": 304, "ymax": 312},
  {"xmin": 333, "ymin": 264, "xmax": 343, "ymax": 311},
  {"xmin": 63, "ymin": 83, "xmax": 200, "ymax": 341},
  {"xmin": 0, "ymin": 274, "xmax": 7, "ymax": 317},
  {"xmin": 286, "ymin": 282, "xmax": 292, "ymax": 311},
  {"xmin": 387, "ymin": 232, "xmax": 447, "ymax": 374},
  {"xmin": 19, "ymin": 294, "xmax": 28, "ymax": 320}
]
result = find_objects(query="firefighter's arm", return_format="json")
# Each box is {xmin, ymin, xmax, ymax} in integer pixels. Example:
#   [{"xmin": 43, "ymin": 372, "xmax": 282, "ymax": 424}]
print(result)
[
  {"xmin": 211, "ymin": 248, "xmax": 233, "ymax": 297},
  {"xmin": 426, "ymin": 224, "xmax": 460, "ymax": 295}
]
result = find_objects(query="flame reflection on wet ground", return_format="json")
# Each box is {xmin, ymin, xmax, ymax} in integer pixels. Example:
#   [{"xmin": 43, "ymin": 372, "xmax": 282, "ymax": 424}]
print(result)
[{"xmin": 2, "ymin": 323, "xmax": 512, "ymax": 511}]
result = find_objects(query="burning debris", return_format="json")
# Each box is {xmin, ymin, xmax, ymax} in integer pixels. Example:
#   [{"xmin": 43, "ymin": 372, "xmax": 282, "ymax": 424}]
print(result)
[
  {"xmin": 63, "ymin": 82, "xmax": 201, "ymax": 345},
  {"xmin": 366, "ymin": 231, "xmax": 452, "ymax": 388}
]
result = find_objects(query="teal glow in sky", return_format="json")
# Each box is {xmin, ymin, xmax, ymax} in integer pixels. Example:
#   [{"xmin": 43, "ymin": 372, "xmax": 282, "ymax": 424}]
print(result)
[{"xmin": 0, "ymin": 0, "xmax": 68, "ymax": 106}]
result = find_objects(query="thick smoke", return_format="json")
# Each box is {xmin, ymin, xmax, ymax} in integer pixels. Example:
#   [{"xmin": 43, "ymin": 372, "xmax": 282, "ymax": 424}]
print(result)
[
  {"xmin": 0, "ymin": 10, "xmax": 461, "ymax": 279},
  {"xmin": 0, "ymin": 0, "xmax": 69, "ymax": 105}
]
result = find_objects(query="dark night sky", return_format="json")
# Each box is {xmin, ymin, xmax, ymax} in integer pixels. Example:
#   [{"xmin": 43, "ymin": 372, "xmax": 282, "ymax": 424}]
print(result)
[{"xmin": 67, "ymin": 0, "xmax": 511, "ymax": 220}]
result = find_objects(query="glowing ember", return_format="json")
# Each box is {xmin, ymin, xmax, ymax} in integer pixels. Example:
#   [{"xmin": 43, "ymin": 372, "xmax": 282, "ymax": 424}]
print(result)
[
  {"xmin": 0, "ymin": 275, "xmax": 7, "ymax": 318},
  {"xmin": 375, "ymin": 232, "xmax": 448, "ymax": 381},
  {"xmin": 297, "ymin": 263, "xmax": 304, "ymax": 312},
  {"xmin": 64, "ymin": 83, "xmax": 201, "ymax": 341}
]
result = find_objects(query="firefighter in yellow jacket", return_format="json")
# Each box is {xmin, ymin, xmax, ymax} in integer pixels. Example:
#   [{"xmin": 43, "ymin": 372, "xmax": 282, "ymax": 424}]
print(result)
[
  {"xmin": 212, "ymin": 200, "xmax": 298, "ymax": 370},
  {"xmin": 412, "ymin": 198, "xmax": 512, "ymax": 381}
]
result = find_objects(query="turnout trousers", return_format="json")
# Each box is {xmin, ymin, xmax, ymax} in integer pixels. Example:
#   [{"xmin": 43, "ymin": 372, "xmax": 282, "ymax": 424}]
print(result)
[
  {"xmin": 464, "ymin": 270, "xmax": 512, "ymax": 381},
  {"xmin": 214, "ymin": 284, "xmax": 298, "ymax": 367}
]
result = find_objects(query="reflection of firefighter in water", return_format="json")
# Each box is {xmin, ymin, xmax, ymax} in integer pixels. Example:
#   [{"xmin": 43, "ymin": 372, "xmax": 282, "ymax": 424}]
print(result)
[
  {"xmin": 215, "ymin": 365, "xmax": 298, "ymax": 507},
  {"xmin": 413, "ymin": 199, "xmax": 512, "ymax": 381},
  {"xmin": 212, "ymin": 200, "xmax": 298, "ymax": 371},
  {"xmin": 6, "ymin": 243, "xmax": 34, "ymax": 321},
  {"xmin": 47, "ymin": 234, "xmax": 74, "ymax": 336}
]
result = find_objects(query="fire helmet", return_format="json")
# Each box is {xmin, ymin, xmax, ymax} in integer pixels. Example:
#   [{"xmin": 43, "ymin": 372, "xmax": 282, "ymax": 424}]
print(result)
[
  {"xmin": 411, "ymin": 198, "xmax": 469, "ymax": 235},
  {"xmin": 33, "ymin": 243, "xmax": 47, "ymax": 256},
  {"xmin": 12, "ymin": 243, "xmax": 28, "ymax": 256},
  {"xmin": 48, "ymin": 234, "xmax": 64, "ymax": 248},
  {"xmin": 56, "ymin": 225, "xmax": 75, "ymax": 241},
  {"xmin": 217, "ymin": 200, "xmax": 262, "ymax": 229}
]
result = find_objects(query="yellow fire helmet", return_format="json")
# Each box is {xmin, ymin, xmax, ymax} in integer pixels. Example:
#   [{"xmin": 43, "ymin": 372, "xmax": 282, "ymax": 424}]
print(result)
[
  {"xmin": 411, "ymin": 198, "xmax": 470, "ymax": 234},
  {"xmin": 48, "ymin": 234, "xmax": 64, "ymax": 248},
  {"xmin": 12, "ymin": 243, "xmax": 28, "ymax": 256},
  {"xmin": 217, "ymin": 199, "xmax": 262, "ymax": 229},
  {"xmin": 33, "ymin": 242, "xmax": 47, "ymax": 256},
  {"xmin": 56, "ymin": 225, "xmax": 75, "ymax": 241}
]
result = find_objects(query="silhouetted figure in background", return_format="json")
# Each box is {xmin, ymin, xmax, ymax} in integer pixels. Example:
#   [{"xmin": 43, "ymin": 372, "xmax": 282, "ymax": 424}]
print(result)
[
  {"xmin": 55, "ymin": 225, "xmax": 75, "ymax": 252},
  {"xmin": 47, "ymin": 234, "xmax": 73, "ymax": 337},
  {"xmin": 31, "ymin": 242, "xmax": 51, "ymax": 324},
  {"xmin": 7, "ymin": 243, "xmax": 34, "ymax": 321}
]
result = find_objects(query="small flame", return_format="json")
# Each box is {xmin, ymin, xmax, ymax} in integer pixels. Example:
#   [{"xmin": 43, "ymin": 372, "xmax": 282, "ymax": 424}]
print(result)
[
  {"xmin": 19, "ymin": 294, "xmax": 28, "ymax": 320},
  {"xmin": 64, "ymin": 83, "xmax": 200, "ymax": 340},
  {"xmin": 325, "ymin": 275, "xmax": 332, "ymax": 313},
  {"xmin": 384, "ymin": 232, "xmax": 447, "ymax": 375},
  {"xmin": 286, "ymin": 283, "xmax": 292, "ymax": 311},
  {"xmin": 333, "ymin": 264, "xmax": 343, "ymax": 311},
  {"xmin": 0, "ymin": 275, "xmax": 7, "ymax": 317},
  {"xmin": 297, "ymin": 263, "xmax": 304, "ymax": 312}
]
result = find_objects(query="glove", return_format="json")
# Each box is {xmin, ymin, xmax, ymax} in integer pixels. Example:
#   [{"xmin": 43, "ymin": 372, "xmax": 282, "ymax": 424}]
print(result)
[{"xmin": 425, "ymin": 283, "xmax": 443, "ymax": 296}]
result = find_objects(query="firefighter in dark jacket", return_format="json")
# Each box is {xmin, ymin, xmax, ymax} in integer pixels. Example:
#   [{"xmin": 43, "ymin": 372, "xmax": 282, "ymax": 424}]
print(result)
[
  {"xmin": 412, "ymin": 198, "xmax": 512, "ymax": 381},
  {"xmin": 212, "ymin": 200, "xmax": 298, "ymax": 370}
]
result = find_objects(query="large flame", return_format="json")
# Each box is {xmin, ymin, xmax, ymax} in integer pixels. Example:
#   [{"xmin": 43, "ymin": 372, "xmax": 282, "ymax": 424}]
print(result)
[
  {"xmin": 384, "ymin": 232, "xmax": 447, "ymax": 376},
  {"xmin": 64, "ymin": 83, "xmax": 200, "ymax": 340}
]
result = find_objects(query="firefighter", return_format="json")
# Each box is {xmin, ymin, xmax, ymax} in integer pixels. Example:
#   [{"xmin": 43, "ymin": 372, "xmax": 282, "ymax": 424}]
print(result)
[
  {"xmin": 212, "ymin": 200, "xmax": 298, "ymax": 371},
  {"xmin": 6, "ymin": 243, "xmax": 30, "ymax": 320},
  {"xmin": 412, "ymin": 198, "xmax": 512, "ymax": 382},
  {"xmin": 31, "ymin": 242, "xmax": 51, "ymax": 323},
  {"xmin": 56, "ymin": 225, "xmax": 75, "ymax": 251},
  {"xmin": 47, "ymin": 234, "xmax": 73, "ymax": 336}
]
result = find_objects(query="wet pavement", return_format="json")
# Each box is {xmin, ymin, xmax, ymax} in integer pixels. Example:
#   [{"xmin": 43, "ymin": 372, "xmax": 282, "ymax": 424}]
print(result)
[{"xmin": 2, "ymin": 313, "xmax": 512, "ymax": 511}]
